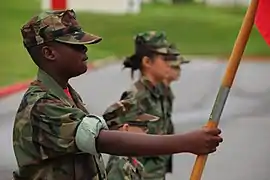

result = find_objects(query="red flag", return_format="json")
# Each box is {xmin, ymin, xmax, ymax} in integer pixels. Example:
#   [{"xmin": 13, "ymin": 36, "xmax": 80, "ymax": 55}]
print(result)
[
  {"xmin": 51, "ymin": 0, "xmax": 67, "ymax": 10},
  {"xmin": 255, "ymin": 0, "xmax": 270, "ymax": 46}
]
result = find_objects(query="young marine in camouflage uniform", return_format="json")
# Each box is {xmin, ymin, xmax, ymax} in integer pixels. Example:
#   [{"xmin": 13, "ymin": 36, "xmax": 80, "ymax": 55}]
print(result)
[
  {"xmin": 103, "ymin": 99, "xmax": 158, "ymax": 180},
  {"xmin": 13, "ymin": 9, "xmax": 223, "ymax": 180},
  {"xmin": 161, "ymin": 49, "xmax": 190, "ymax": 174},
  {"xmin": 119, "ymin": 31, "xmax": 191, "ymax": 179}
]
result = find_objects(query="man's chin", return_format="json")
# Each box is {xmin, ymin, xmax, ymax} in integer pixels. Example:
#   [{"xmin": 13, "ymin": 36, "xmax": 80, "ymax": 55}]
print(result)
[
  {"xmin": 80, "ymin": 65, "xmax": 88, "ymax": 75},
  {"xmin": 70, "ymin": 66, "xmax": 88, "ymax": 78}
]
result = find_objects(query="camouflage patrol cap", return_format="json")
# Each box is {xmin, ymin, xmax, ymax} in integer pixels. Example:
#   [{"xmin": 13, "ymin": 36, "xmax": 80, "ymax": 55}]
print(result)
[
  {"xmin": 165, "ymin": 43, "xmax": 190, "ymax": 67},
  {"xmin": 134, "ymin": 31, "xmax": 180, "ymax": 55},
  {"xmin": 21, "ymin": 9, "xmax": 102, "ymax": 48},
  {"xmin": 103, "ymin": 99, "xmax": 159, "ymax": 130}
]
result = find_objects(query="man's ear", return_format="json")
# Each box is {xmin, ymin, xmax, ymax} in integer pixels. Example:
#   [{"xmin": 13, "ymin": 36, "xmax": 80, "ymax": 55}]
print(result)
[
  {"xmin": 41, "ymin": 45, "xmax": 57, "ymax": 61},
  {"xmin": 122, "ymin": 124, "xmax": 129, "ymax": 132}
]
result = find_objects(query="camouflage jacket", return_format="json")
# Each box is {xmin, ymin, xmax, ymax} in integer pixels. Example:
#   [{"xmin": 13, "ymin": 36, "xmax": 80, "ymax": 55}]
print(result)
[
  {"xmin": 119, "ymin": 76, "xmax": 170, "ymax": 179},
  {"xmin": 106, "ymin": 156, "xmax": 144, "ymax": 180},
  {"xmin": 12, "ymin": 69, "xmax": 107, "ymax": 180}
]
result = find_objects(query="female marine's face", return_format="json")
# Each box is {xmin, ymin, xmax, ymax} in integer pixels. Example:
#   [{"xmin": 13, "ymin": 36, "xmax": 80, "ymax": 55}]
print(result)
[{"xmin": 143, "ymin": 55, "xmax": 171, "ymax": 82}]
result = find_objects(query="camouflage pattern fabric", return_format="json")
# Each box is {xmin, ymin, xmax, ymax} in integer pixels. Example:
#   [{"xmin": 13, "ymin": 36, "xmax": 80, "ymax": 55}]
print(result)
[
  {"xmin": 106, "ymin": 156, "xmax": 144, "ymax": 180},
  {"xmin": 103, "ymin": 99, "xmax": 159, "ymax": 130},
  {"xmin": 13, "ymin": 69, "xmax": 107, "ymax": 180},
  {"xmin": 134, "ymin": 31, "xmax": 180, "ymax": 56},
  {"xmin": 162, "ymin": 85, "xmax": 175, "ymax": 136},
  {"xmin": 21, "ymin": 9, "xmax": 102, "ymax": 48},
  {"xmin": 119, "ymin": 76, "xmax": 170, "ymax": 179},
  {"xmin": 133, "ymin": 31, "xmax": 191, "ymax": 66}
]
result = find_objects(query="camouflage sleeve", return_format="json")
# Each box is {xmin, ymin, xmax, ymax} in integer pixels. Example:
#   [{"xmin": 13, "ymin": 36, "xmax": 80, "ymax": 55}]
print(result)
[
  {"xmin": 107, "ymin": 158, "xmax": 132, "ymax": 180},
  {"xmin": 31, "ymin": 96, "xmax": 108, "ymax": 158}
]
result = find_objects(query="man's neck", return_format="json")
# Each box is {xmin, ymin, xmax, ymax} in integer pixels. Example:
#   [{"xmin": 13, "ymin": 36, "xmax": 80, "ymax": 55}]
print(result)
[{"xmin": 42, "ymin": 68, "xmax": 69, "ymax": 89}]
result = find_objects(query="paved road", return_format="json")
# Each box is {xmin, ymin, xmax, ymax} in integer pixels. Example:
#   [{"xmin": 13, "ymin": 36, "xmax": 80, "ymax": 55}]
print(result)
[{"xmin": 1, "ymin": 59, "xmax": 270, "ymax": 180}]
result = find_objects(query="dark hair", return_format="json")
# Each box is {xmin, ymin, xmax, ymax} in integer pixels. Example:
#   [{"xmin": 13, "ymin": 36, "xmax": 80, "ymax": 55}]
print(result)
[{"xmin": 123, "ymin": 48, "xmax": 156, "ymax": 79}]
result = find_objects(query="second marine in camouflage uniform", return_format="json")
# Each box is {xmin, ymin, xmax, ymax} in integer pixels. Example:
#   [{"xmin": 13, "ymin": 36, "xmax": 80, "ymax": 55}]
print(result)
[{"xmin": 120, "ymin": 31, "xmax": 183, "ymax": 179}]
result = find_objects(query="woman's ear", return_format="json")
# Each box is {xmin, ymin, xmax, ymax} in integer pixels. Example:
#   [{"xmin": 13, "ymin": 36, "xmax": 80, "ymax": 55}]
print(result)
[{"xmin": 142, "ymin": 56, "xmax": 153, "ymax": 69}]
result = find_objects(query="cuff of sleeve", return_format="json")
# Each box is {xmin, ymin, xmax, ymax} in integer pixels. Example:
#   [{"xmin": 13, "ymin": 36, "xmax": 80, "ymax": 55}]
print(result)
[{"xmin": 75, "ymin": 115, "xmax": 109, "ymax": 155}]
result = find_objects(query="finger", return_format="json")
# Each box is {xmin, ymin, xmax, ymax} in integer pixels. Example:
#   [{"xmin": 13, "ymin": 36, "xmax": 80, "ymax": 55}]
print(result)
[
  {"xmin": 215, "ymin": 136, "xmax": 223, "ymax": 143},
  {"xmin": 208, "ymin": 141, "xmax": 221, "ymax": 149},
  {"xmin": 206, "ymin": 128, "xmax": 221, "ymax": 135},
  {"xmin": 209, "ymin": 136, "xmax": 223, "ymax": 144},
  {"xmin": 206, "ymin": 137, "xmax": 222, "ymax": 148}
]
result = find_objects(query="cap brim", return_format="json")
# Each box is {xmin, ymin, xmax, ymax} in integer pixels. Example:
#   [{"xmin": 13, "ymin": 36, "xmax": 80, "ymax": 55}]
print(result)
[
  {"xmin": 154, "ymin": 48, "xmax": 180, "ymax": 56},
  {"xmin": 181, "ymin": 59, "xmax": 190, "ymax": 64},
  {"xmin": 168, "ymin": 57, "xmax": 190, "ymax": 67},
  {"xmin": 55, "ymin": 31, "xmax": 102, "ymax": 45},
  {"xmin": 136, "ymin": 113, "xmax": 159, "ymax": 122},
  {"xmin": 178, "ymin": 55, "xmax": 190, "ymax": 64}
]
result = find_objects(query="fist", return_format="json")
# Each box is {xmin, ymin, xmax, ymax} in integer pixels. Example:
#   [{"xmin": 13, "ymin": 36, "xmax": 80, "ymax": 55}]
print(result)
[{"xmin": 184, "ymin": 127, "xmax": 223, "ymax": 155}]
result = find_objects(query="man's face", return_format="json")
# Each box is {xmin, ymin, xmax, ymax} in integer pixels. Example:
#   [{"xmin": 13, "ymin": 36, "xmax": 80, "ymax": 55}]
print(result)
[{"xmin": 44, "ymin": 41, "xmax": 89, "ymax": 78}]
